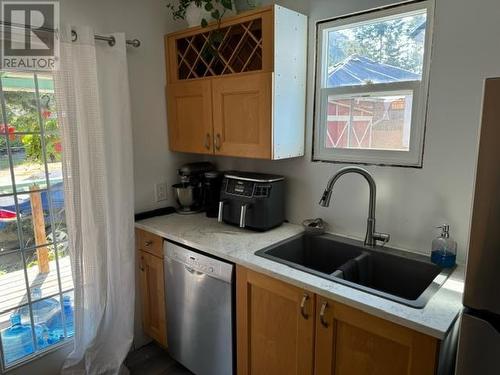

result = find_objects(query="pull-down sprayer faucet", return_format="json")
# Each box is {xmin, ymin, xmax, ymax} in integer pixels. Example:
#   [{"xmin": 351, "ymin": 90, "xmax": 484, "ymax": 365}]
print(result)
[{"xmin": 319, "ymin": 166, "xmax": 390, "ymax": 247}]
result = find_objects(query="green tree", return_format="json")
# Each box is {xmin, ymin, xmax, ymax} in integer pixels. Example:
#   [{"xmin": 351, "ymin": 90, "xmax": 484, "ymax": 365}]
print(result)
[
  {"xmin": 327, "ymin": 31, "xmax": 349, "ymax": 69},
  {"xmin": 21, "ymin": 119, "xmax": 61, "ymax": 163},
  {"xmin": 1, "ymin": 89, "xmax": 61, "ymax": 163},
  {"xmin": 329, "ymin": 14, "xmax": 426, "ymax": 74}
]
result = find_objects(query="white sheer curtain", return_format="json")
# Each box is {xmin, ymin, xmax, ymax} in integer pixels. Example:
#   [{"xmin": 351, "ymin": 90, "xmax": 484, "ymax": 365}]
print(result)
[{"xmin": 54, "ymin": 26, "xmax": 135, "ymax": 375}]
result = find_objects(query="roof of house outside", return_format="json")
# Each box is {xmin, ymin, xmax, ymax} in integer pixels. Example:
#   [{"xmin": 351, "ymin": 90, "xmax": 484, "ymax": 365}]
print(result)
[
  {"xmin": 327, "ymin": 55, "xmax": 420, "ymax": 87},
  {"xmin": 410, "ymin": 21, "xmax": 426, "ymax": 38}
]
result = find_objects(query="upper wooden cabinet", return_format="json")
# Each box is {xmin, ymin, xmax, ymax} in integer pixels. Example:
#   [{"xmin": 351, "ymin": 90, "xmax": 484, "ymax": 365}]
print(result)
[
  {"xmin": 212, "ymin": 73, "xmax": 272, "ymax": 158},
  {"xmin": 166, "ymin": 7, "xmax": 273, "ymax": 81},
  {"xmin": 164, "ymin": 5, "xmax": 307, "ymax": 160},
  {"xmin": 167, "ymin": 80, "xmax": 213, "ymax": 154}
]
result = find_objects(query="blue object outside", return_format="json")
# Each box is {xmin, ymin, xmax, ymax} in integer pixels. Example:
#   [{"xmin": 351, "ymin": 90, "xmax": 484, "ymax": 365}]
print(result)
[{"xmin": 1, "ymin": 293, "xmax": 74, "ymax": 365}]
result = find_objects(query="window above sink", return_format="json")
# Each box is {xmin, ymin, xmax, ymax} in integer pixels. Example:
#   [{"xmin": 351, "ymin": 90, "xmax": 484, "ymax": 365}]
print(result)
[{"xmin": 313, "ymin": 1, "xmax": 434, "ymax": 167}]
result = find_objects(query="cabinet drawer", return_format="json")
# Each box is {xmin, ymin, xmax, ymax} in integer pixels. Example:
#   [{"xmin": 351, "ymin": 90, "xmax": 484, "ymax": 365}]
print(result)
[{"xmin": 137, "ymin": 229, "xmax": 163, "ymax": 257}]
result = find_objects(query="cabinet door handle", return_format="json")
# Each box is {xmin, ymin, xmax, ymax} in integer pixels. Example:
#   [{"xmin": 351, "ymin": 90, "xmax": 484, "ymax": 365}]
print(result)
[
  {"xmin": 320, "ymin": 301, "xmax": 329, "ymax": 327},
  {"xmin": 204, "ymin": 133, "xmax": 211, "ymax": 150},
  {"xmin": 144, "ymin": 240, "xmax": 153, "ymax": 247},
  {"xmin": 139, "ymin": 256, "xmax": 145, "ymax": 272},
  {"xmin": 215, "ymin": 133, "xmax": 221, "ymax": 151},
  {"xmin": 300, "ymin": 293, "xmax": 310, "ymax": 320}
]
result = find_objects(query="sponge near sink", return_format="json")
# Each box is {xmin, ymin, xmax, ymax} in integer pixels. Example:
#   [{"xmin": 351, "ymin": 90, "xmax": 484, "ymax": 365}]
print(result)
[{"xmin": 302, "ymin": 218, "xmax": 326, "ymax": 235}]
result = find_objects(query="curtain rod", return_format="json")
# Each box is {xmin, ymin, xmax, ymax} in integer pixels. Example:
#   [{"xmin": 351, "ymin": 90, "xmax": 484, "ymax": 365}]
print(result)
[
  {"xmin": 0, "ymin": 21, "xmax": 141, "ymax": 48},
  {"xmin": 71, "ymin": 30, "xmax": 141, "ymax": 48}
]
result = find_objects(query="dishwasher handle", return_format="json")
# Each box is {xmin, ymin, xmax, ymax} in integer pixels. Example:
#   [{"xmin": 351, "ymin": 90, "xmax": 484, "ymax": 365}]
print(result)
[{"xmin": 184, "ymin": 265, "xmax": 205, "ymax": 276}]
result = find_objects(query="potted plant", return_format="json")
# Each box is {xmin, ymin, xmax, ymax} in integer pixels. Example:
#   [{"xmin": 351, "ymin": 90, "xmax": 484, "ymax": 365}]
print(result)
[
  {"xmin": 167, "ymin": 0, "xmax": 237, "ymax": 28},
  {"xmin": 167, "ymin": 0, "xmax": 257, "ymax": 61}
]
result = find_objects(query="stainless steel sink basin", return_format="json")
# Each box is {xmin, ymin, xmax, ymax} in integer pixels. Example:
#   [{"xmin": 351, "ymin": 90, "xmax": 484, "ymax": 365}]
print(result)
[{"xmin": 255, "ymin": 233, "xmax": 454, "ymax": 308}]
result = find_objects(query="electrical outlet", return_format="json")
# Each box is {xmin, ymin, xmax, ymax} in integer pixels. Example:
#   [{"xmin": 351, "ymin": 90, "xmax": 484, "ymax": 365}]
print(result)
[{"xmin": 155, "ymin": 183, "xmax": 168, "ymax": 202}]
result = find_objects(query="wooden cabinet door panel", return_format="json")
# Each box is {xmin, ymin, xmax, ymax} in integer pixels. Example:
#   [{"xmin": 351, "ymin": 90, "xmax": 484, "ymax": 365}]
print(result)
[
  {"xmin": 315, "ymin": 298, "xmax": 438, "ymax": 375},
  {"xmin": 237, "ymin": 266, "xmax": 315, "ymax": 375},
  {"xmin": 166, "ymin": 80, "xmax": 213, "ymax": 154},
  {"xmin": 212, "ymin": 73, "xmax": 272, "ymax": 159},
  {"xmin": 139, "ymin": 251, "xmax": 167, "ymax": 347}
]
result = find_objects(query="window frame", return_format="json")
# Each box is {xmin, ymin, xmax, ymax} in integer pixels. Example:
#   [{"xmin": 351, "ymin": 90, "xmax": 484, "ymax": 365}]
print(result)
[{"xmin": 313, "ymin": 0, "xmax": 434, "ymax": 167}]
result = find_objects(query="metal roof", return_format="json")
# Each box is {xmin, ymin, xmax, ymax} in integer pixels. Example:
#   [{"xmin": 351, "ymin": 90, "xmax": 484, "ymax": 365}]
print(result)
[
  {"xmin": 327, "ymin": 55, "xmax": 420, "ymax": 88},
  {"xmin": 410, "ymin": 21, "xmax": 426, "ymax": 38}
]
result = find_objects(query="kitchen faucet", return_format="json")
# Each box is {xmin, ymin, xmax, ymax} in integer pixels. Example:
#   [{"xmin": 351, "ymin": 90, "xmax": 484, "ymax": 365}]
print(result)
[{"xmin": 319, "ymin": 166, "xmax": 390, "ymax": 247}]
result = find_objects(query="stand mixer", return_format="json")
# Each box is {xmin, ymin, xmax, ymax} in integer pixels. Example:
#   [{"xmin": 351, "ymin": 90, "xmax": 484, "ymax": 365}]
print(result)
[{"xmin": 172, "ymin": 162, "xmax": 214, "ymax": 214}]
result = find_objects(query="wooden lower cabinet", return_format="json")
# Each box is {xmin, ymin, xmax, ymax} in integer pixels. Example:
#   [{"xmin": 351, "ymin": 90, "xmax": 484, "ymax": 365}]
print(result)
[
  {"xmin": 138, "ymin": 249, "xmax": 167, "ymax": 347},
  {"xmin": 236, "ymin": 267, "xmax": 439, "ymax": 375},
  {"xmin": 236, "ymin": 265, "xmax": 315, "ymax": 375},
  {"xmin": 315, "ymin": 297, "xmax": 439, "ymax": 375}
]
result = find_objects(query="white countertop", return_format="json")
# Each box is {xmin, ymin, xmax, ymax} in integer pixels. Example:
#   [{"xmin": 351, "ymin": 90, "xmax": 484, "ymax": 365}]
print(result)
[{"xmin": 135, "ymin": 213, "xmax": 464, "ymax": 339}]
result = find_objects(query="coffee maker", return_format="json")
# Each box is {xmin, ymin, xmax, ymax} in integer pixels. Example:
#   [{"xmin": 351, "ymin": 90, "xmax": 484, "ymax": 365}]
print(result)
[
  {"xmin": 172, "ymin": 162, "xmax": 215, "ymax": 214},
  {"xmin": 204, "ymin": 170, "xmax": 223, "ymax": 218}
]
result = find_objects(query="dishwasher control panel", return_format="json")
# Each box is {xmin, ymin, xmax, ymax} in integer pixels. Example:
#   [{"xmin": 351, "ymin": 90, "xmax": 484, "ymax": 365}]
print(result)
[{"xmin": 165, "ymin": 241, "xmax": 233, "ymax": 282}]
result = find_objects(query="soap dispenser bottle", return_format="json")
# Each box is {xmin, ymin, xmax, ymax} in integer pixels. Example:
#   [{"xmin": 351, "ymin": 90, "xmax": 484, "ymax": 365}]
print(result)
[{"xmin": 431, "ymin": 224, "xmax": 457, "ymax": 268}]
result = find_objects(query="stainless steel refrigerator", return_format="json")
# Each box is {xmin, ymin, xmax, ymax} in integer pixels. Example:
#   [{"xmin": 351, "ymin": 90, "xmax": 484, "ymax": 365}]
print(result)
[{"xmin": 456, "ymin": 78, "xmax": 500, "ymax": 374}]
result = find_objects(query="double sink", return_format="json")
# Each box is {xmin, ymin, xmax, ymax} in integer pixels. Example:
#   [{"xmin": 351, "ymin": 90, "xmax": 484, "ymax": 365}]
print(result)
[{"xmin": 256, "ymin": 233, "xmax": 454, "ymax": 308}]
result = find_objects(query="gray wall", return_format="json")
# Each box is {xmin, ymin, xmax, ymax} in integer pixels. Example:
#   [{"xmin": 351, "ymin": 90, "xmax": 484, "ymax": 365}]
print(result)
[
  {"xmin": 62, "ymin": 0, "xmax": 196, "ymax": 215},
  {"xmin": 212, "ymin": 0, "xmax": 500, "ymax": 263}
]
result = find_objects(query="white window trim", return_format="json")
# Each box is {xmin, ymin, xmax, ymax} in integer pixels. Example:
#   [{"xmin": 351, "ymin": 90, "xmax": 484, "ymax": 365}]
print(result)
[{"xmin": 313, "ymin": 0, "xmax": 434, "ymax": 167}]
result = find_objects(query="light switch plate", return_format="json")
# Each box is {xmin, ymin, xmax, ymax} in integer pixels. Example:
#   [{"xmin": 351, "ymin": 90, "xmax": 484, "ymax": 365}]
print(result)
[{"xmin": 155, "ymin": 182, "xmax": 168, "ymax": 202}]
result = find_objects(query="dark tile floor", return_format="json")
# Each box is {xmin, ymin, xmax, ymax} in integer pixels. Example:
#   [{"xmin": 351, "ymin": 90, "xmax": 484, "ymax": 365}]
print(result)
[{"xmin": 125, "ymin": 342, "xmax": 192, "ymax": 375}]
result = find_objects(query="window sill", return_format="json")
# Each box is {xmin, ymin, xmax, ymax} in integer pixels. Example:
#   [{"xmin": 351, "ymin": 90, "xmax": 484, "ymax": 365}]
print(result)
[
  {"xmin": 2, "ymin": 338, "xmax": 73, "ymax": 374},
  {"xmin": 311, "ymin": 157, "xmax": 424, "ymax": 169}
]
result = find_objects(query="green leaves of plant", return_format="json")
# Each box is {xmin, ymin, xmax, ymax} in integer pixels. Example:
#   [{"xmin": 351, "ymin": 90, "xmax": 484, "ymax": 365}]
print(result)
[
  {"xmin": 166, "ymin": 0, "xmax": 236, "ymax": 28},
  {"xmin": 220, "ymin": 0, "xmax": 233, "ymax": 10},
  {"xmin": 211, "ymin": 9, "xmax": 220, "ymax": 20}
]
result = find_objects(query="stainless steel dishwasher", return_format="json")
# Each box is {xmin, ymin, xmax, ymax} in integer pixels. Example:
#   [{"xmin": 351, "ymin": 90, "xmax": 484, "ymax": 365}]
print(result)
[{"xmin": 164, "ymin": 241, "xmax": 234, "ymax": 375}]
